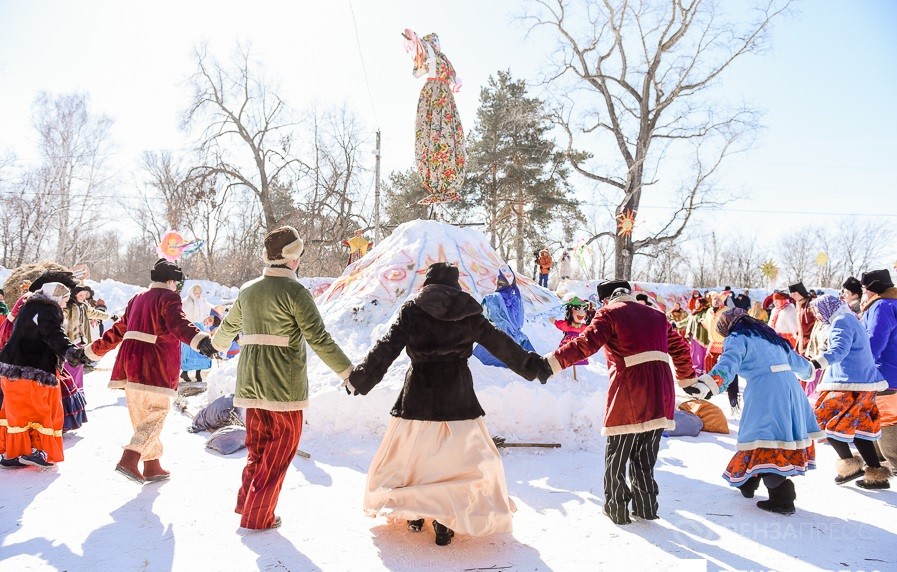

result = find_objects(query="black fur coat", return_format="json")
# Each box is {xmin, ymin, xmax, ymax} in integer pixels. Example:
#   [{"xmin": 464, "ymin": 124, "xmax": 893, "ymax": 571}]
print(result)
[
  {"xmin": 0, "ymin": 293, "xmax": 76, "ymax": 386},
  {"xmin": 348, "ymin": 284, "xmax": 540, "ymax": 421}
]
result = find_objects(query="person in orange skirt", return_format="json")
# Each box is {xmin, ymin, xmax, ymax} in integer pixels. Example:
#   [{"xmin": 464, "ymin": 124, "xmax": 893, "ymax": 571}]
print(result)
[
  {"xmin": 808, "ymin": 294, "xmax": 890, "ymax": 490},
  {"xmin": 0, "ymin": 275, "xmax": 89, "ymax": 468},
  {"xmin": 684, "ymin": 307, "xmax": 823, "ymax": 515}
]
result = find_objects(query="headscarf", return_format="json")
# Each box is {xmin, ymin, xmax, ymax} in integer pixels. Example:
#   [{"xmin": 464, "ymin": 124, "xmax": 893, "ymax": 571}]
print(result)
[
  {"xmin": 717, "ymin": 306, "xmax": 793, "ymax": 352},
  {"xmin": 39, "ymin": 282, "xmax": 71, "ymax": 307},
  {"xmin": 495, "ymin": 265, "xmax": 523, "ymax": 329},
  {"xmin": 811, "ymin": 294, "xmax": 848, "ymax": 324}
]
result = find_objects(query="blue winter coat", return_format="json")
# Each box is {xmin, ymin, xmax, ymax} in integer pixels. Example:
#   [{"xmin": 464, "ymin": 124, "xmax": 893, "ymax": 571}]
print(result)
[
  {"xmin": 710, "ymin": 332, "xmax": 822, "ymax": 450},
  {"xmin": 861, "ymin": 289, "xmax": 897, "ymax": 390},
  {"xmin": 180, "ymin": 321, "xmax": 213, "ymax": 371},
  {"xmin": 473, "ymin": 291, "xmax": 535, "ymax": 367},
  {"xmin": 816, "ymin": 311, "xmax": 887, "ymax": 392}
]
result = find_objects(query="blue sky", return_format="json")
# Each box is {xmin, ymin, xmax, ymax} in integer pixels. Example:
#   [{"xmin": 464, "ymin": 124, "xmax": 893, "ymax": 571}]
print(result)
[{"xmin": 1, "ymin": 0, "xmax": 895, "ymax": 260}]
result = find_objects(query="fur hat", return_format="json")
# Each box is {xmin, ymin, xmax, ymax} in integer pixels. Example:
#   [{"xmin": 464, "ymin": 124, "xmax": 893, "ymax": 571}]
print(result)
[
  {"xmin": 788, "ymin": 282, "xmax": 810, "ymax": 299},
  {"xmin": 597, "ymin": 279, "xmax": 631, "ymax": 301},
  {"xmin": 264, "ymin": 226, "xmax": 304, "ymax": 265},
  {"xmin": 422, "ymin": 262, "xmax": 461, "ymax": 290},
  {"xmin": 860, "ymin": 269, "xmax": 895, "ymax": 295},
  {"xmin": 72, "ymin": 285, "xmax": 94, "ymax": 299},
  {"xmin": 150, "ymin": 259, "xmax": 184, "ymax": 283},
  {"xmin": 29, "ymin": 270, "xmax": 78, "ymax": 293},
  {"xmin": 842, "ymin": 276, "xmax": 862, "ymax": 297}
]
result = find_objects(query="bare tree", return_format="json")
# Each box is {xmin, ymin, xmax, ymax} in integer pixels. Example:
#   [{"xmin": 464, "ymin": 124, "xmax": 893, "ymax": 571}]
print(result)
[
  {"xmin": 777, "ymin": 230, "xmax": 815, "ymax": 286},
  {"xmin": 526, "ymin": 0, "xmax": 789, "ymax": 279},
  {"xmin": 182, "ymin": 44, "xmax": 301, "ymax": 231},
  {"xmin": 31, "ymin": 92, "xmax": 115, "ymax": 266}
]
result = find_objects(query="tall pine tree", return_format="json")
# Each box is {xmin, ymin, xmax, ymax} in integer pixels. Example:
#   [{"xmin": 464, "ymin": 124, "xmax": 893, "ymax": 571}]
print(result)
[{"xmin": 452, "ymin": 70, "xmax": 578, "ymax": 272}]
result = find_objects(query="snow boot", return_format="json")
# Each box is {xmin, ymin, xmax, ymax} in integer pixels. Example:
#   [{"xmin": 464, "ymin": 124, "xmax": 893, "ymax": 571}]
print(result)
[
  {"xmin": 433, "ymin": 520, "xmax": 455, "ymax": 546},
  {"xmin": 737, "ymin": 475, "xmax": 762, "ymax": 498},
  {"xmin": 195, "ymin": 370, "xmax": 202, "ymax": 383},
  {"xmin": 834, "ymin": 455, "xmax": 865, "ymax": 485},
  {"xmin": 180, "ymin": 371, "xmax": 191, "ymax": 384},
  {"xmin": 143, "ymin": 459, "xmax": 170, "ymax": 482},
  {"xmin": 19, "ymin": 449, "xmax": 53, "ymax": 468},
  {"xmin": 856, "ymin": 466, "xmax": 891, "ymax": 490},
  {"xmin": 407, "ymin": 519, "xmax": 425, "ymax": 532},
  {"xmin": 0, "ymin": 455, "xmax": 26, "ymax": 469},
  {"xmin": 115, "ymin": 449, "xmax": 144, "ymax": 483},
  {"xmin": 756, "ymin": 479, "xmax": 795, "ymax": 515}
]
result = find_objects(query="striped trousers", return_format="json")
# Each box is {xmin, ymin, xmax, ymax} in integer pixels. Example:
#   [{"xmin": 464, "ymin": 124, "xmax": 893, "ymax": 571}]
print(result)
[
  {"xmin": 604, "ymin": 429, "xmax": 663, "ymax": 522},
  {"xmin": 236, "ymin": 408, "xmax": 304, "ymax": 529}
]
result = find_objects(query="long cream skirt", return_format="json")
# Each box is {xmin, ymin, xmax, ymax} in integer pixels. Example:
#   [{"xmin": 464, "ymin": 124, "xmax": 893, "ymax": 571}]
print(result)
[{"xmin": 363, "ymin": 416, "xmax": 516, "ymax": 536}]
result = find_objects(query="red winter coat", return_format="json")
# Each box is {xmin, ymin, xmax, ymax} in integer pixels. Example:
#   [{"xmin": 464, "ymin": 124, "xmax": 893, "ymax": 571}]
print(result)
[
  {"xmin": 86, "ymin": 283, "xmax": 208, "ymax": 397},
  {"xmin": 795, "ymin": 298, "xmax": 816, "ymax": 356},
  {"xmin": 547, "ymin": 294, "xmax": 696, "ymax": 436}
]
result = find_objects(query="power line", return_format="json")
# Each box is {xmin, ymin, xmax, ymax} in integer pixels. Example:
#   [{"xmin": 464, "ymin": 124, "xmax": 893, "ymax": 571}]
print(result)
[{"xmin": 347, "ymin": 0, "xmax": 379, "ymax": 129}]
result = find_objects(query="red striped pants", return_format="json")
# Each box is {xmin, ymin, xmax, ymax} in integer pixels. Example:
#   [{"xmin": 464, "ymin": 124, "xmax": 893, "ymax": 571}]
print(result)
[{"xmin": 236, "ymin": 408, "xmax": 303, "ymax": 529}]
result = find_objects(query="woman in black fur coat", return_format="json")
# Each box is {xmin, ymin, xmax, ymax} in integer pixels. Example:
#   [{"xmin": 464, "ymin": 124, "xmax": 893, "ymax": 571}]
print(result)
[{"xmin": 347, "ymin": 262, "xmax": 549, "ymax": 546}]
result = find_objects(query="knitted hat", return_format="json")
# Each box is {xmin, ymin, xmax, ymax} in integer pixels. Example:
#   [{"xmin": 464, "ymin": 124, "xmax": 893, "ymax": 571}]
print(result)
[
  {"xmin": 842, "ymin": 276, "xmax": 862, "ymax": 297},
  {"xmin": 150, "ymin": 258, "xmax": 184, "ymax": 283},
  {"xmin": 860, "ymin": 269, "xmax": 894, "ymax": 295},
  {"xmin": 29, "ymin": 270, "xmax": 78, "ymax": 292},
  {"xmin": 263, "ymin": 226, "xmax": 304, "ymax": 265},
  {"xmin": 597, "ymin": 279, "xmax": 631, "ymax": 301},
  {"xmin": 788, "ymin": 282, "xmax": 810, "ymax": 299},
  {"xmin": 422, "ymin": 262, "xmax": 460, "ymax": 290}
]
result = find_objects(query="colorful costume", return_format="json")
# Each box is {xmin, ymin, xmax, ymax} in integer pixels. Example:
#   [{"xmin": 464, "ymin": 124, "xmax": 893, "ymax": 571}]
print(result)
[
  {"xmin": 212, "ymin": 227, "xmax": 353, "ymax": 530},
  {"xmin": 348, "ymin": 263, "xmax": 542, "ymax": 544},
  {"xmin": 473, "ymin": 267, "xmax": 535, "ymax": 367},
  {"xmin": 545, "ymin": 280, "xmax": 697, "ymax": 524},
  {"xmin": 87, "ymin": 260, "xmax": 211, "ymax": 483},
  {"xmin": 0, "ymin": 279, "xmax": 81, "ymax": 466},
  {"xmin": 403, "ymin": 29, "xmax": 466, "ymax": 204}
]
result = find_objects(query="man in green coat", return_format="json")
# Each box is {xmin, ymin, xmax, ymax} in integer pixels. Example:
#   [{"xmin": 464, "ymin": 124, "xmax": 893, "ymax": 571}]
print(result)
[{"xmin": 212, "ymin": 226, "xmax": 353, "ymax": 530}]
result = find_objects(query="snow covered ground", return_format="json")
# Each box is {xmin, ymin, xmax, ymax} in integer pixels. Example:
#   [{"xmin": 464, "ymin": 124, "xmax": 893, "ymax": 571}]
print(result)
[
  {"xmin": 1, "ymin": 358, "xmax": 895, "ymax": 571},
  {"xmin": 1, "ymin": 222, "xmax": 894, "ymax": 570}
]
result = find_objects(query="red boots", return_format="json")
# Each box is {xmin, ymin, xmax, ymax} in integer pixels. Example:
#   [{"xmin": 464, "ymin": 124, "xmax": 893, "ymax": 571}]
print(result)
[{"xmin": 115, "ymin": 449, "xmax": 144, "ymax": 483}]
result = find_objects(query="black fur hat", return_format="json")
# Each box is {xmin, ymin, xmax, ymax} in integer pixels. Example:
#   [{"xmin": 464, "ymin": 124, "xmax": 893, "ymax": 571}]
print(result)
[
  {"xmin": 842, "ymin": 276, "xmax": 862, "ymax": 297},
  {"xmin": 150, "ymin": 259, "xmax": 184, "ymax": 283},
  {"xmin": 860, "ymin": 269, "xmax": 895, "ymax": 295},
  {"xmin": 422, "ymin": 262, "xmax": 461, "ymax": 290},
  {"xmin": 29, "ymin": 270, "xmax": 78, "ymax": 292},
  {"xmin": 788, "ymin": 282, "xmax": 810, "ymax": 299},
  {"xmin": 597, "ymin": 279, "xmax": 631, "ymax": 301}
]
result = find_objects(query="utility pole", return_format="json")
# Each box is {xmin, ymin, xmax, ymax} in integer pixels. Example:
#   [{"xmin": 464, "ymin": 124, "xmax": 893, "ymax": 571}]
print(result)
[{"xmin": 373, "ymin": 130, "xmax": 381, "ymax": 244}]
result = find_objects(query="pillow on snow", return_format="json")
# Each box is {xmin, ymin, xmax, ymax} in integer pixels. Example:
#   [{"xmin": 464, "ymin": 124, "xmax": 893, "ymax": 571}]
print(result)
[
  {"xmin": 663, "ymin": 410, "xmax": 704, "ymax": 437},
  {"xmin": 678, "ymin": 399, "xmax": 730, "ymax": 434},
  {"xmin": 190, "ymin": 395, "xmax": 236, "ymax": 433},
  {"xmin": 205, "ymin": 426, "xmax": 247, "ymax": 455}
]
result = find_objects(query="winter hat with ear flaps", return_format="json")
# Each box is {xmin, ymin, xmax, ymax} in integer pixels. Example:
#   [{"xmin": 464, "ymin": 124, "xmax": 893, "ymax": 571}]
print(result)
[
  {"xmin": 263, "ymin": 226, "xmax": 304, "ymax": 265},
  {"xmin": 861, "ymin": 269, "xmax": 895, "ymax": 295},
  {"xmin": 150, "ymin": 259, "xmax": 184, "ymax": 283}
]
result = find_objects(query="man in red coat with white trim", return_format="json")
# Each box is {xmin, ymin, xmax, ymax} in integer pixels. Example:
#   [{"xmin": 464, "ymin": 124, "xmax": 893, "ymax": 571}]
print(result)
[
  {"xmin": 85, "ymin": 259, "xmax": 217, "ymax": 483},
  {"xmin": 542, "ymin": 279, "xmax": 697, "ymax": 524}
]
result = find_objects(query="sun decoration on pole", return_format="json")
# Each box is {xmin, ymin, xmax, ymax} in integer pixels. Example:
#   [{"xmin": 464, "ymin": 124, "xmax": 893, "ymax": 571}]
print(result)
[
  {"xmin": 760, "ymin": 260, "xmax": 779, "ymax": 282},
  {"xmin": 616, "ymin": 209, "xmax": 636, "ymax": 237}
]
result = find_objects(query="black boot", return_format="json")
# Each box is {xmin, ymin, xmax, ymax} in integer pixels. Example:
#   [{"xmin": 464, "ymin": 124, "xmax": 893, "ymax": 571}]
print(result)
[
  {"xmin": 756, "ymin": 479, "xmax": 795, "ymax": 515},
  {"xmin": 737, "ymin": 475, "xmax": 762, "ymax": 498},
  {"xmin": 180, "ymin": 371, "xmax": 190, "ymax": 383},
  {"xmin": 432, "ymin": 520, "xmax": 454, "ymax": 546},
  {"xmin": 195, "ymin": 370, "xmax": 203, "ymax": 383},
  {"xmin": 407, "ymin": 518, "xmax": 424, "ymax": 532}
]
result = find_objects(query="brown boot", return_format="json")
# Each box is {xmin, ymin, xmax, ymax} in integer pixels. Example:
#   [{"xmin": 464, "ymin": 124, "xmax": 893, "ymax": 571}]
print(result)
[
  {"xmin": 143, "ymin": 459, "xmax": 171, "ymax": 482},
  {"xmin": 115, "ymin": 449, "xmax": 144, "ymax": 484}
]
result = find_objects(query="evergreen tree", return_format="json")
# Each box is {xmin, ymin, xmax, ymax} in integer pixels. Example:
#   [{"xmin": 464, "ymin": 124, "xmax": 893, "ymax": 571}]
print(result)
[
  {"xmin": 452, "ymin": 70, "xmax": 577, "ymax": 272},
  {"xmin": 381, "ymin": 168, "xmax": 430, "ymax": 227}
]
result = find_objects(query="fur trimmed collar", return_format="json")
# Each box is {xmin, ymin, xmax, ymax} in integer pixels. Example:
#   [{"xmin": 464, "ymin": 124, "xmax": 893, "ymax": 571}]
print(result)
[
  {"xmin": 861, "ymin": 287, "xmax": 897, "ymax": 314},
  {"xmin": 263, "ymin": 267, "xmax": 299, "ymax": 280}
]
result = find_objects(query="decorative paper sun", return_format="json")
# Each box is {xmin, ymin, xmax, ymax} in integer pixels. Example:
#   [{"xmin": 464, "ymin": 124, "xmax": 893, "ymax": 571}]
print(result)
[
  {"xmin": 815, "ymin": 252, "xmax": 829, "ymax": 266},
  {"xmin": 616, "ymin": 209, "xmax": 636, "ymax": 237},
  {"xmin": 760, "ymin": 260, "xmax": 779, "ymax": 282}
]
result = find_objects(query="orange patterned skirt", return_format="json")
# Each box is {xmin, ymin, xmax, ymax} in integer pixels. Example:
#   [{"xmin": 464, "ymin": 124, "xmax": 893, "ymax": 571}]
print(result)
[
  {"xmin": 723, "ymin": 444, "xmax": 816, "ymax": 486},
  {"xmin": 0, "ymin": 375, "xmax": 64, "ymax": 462},
  {"xmin": 814, "ymin": 390, "xmax": 881, "ymax": 442}
]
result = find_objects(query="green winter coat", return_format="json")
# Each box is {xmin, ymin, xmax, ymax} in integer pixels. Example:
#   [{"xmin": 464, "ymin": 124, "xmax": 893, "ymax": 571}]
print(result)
[{"xmin": 212, "ymin": 267, "xmax": 352, "ymax": 411}]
